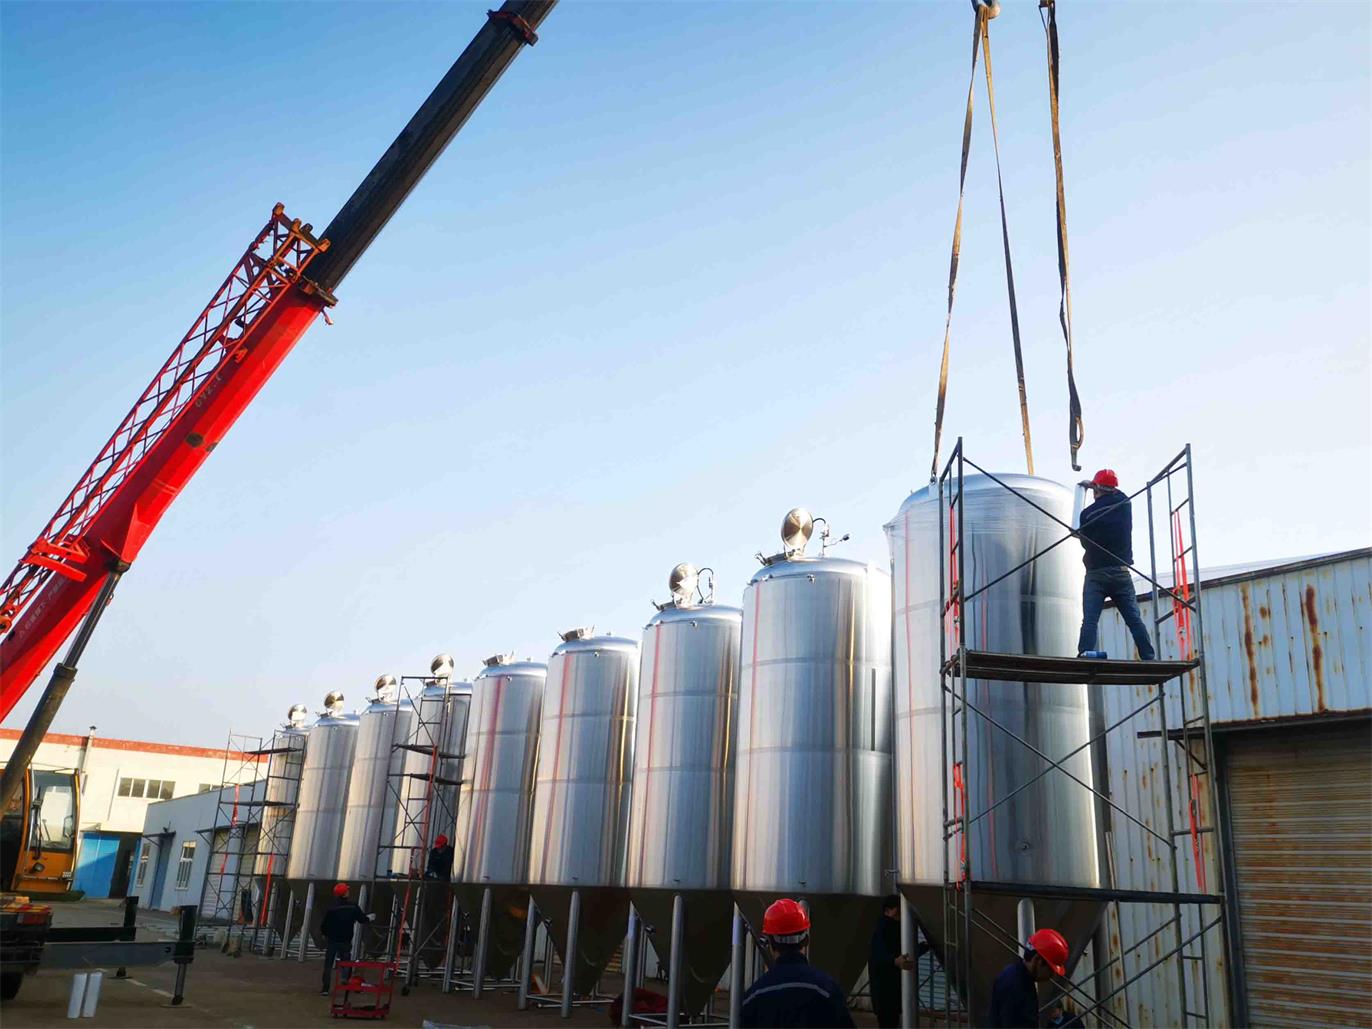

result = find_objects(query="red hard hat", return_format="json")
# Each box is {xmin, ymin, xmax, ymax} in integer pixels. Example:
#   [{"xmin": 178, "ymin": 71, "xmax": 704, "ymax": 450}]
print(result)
[
  {"xmin": 761, "ymin": 898, "xmax": 811, "ymax": 943},
  {"xmin": 1027, "ymin": 928, "xmax": 1069, "ymax": 976},
  {"xmin": 1091, "ymin": 469, "xmax": 1119, "ymax": 489},
  {"xmin": 435, "ymin": 834, "xmax": 449, "ymax": 847},
  {"xmin": 333, "ymin": 883, "xmax": 349, "ymax": 897}
]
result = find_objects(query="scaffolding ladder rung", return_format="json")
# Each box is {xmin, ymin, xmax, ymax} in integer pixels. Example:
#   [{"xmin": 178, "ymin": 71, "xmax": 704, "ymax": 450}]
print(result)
[{"xmin": 1172, "ymin": 827, "xmax": 1214, "ymax": 836}]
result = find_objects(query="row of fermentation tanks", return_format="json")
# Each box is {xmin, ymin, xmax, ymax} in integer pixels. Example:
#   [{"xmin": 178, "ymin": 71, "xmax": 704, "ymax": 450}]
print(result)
[{"xmin": 246, "ymin": 475, "xmax": 1101, "ymax": 1024}]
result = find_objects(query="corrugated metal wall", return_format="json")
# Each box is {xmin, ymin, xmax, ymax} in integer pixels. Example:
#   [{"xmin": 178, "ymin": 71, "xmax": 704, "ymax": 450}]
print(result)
[{"xmin": 1092, "ymin": 549, "xmax": 1371, "ymax": 1027}]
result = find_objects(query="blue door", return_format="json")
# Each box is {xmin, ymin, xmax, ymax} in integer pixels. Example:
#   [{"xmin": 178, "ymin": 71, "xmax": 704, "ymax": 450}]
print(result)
[
  {"xmin": 149, "ymin": 837, "xmax": 172, "ymax": 908},
  {"xmin": 73, "ymin": 832, "xmax": 121, "ymax": 898}
]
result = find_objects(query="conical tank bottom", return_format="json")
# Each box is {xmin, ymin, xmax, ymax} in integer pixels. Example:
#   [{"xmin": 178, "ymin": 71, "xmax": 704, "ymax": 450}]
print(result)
[
  {"xmin": 455, "ymin": 883, "xmax": 533, "ymax": 980},
  {"xmin": 630, "ymin": 888, "xmax": 735, "ymax": 1018},
  {"xmin": 734, "ymin": 891, "xmax": 883, "ymax": 996},
  {"xmin": 530, "ymin": 885, "xmax": 630, "ymax": 996},
  {"xmin": 901, "ymin": 884, "xmax": 1102, "ymax": 1020},
  {"xmin": 364, "ymin": 881, "xmax": 450, "ymax": 967}
]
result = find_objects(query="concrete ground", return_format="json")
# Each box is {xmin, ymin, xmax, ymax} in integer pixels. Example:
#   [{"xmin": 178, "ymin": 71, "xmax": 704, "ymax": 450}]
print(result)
[
  {"xmin": 6, "ymin": 901, "xmax": 883, "ymax": 1028},
  {"xmin": 3, "ymin": 901, "xmax": 622, "ymax": 1028}
]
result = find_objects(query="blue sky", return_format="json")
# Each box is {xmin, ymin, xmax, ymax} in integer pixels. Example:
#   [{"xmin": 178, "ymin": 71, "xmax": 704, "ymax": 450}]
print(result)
[{"xmin": 2, "ymin": 1, "xmax": 1367, "ymax": 746}]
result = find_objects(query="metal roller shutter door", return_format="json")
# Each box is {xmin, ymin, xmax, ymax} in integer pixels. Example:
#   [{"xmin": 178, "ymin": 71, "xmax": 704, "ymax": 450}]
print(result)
[{"xmin": 1226, "ymin": 722, "xmax": 1372, "ymax": 1027}]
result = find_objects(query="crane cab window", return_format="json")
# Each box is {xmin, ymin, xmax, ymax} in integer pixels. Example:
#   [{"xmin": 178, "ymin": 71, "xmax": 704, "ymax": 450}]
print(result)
[{"xmin": 31, "ymin": 770, "xmax": 75, "ymax": 853}]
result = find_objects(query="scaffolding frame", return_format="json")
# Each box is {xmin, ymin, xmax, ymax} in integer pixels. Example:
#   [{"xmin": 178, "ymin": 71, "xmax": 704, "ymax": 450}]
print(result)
[
  {"xmin": 195, "ymin": 726, "xmax": 304, "ymax": 957},
  {"xmin": 370, "ymin": 671, "xmax": 466, "ymax": 987},
  {"xmin": 933, "ymin": 439, "xmax": 1232, "ymax": 1028}
]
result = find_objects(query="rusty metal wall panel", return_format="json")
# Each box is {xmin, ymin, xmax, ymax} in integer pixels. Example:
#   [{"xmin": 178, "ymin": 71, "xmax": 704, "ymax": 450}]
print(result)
[
  {"xmin": 1097, "ymin": 550, "xmax": 1371, "ymax": 724},
  {"xmin": 1227, "ymin": 724, "xmax": 1372, "ymax": 1027},
  {"xmin": 1091, "ymin": 551, "xmax": 1370, "ymax": 1027}
]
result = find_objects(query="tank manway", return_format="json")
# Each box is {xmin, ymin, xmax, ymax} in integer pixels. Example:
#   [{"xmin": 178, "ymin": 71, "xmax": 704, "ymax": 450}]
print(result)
[
  {"xmin": 885, "ymin": 475, "xmax": 1102, "ymax": 1016},
  {"xmin": 625, "ymin": 565, "xmax": 741, "ymax": 1020},
  {"xmin": 731, "ymin": 510, "xmax": 894, "ymax": 994}
]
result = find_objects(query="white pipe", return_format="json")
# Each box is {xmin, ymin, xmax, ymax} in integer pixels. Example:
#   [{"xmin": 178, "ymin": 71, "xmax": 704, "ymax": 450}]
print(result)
[
  {"xmin": 297, "ymin": 882, "xmax": 316, "ymax": 961},
  {"xmin": 67, "ymin": 974, "xmax": 88, "ymax": 1020},
  {"xmin": 900, "ymin": 896, "xmax": 916, "ymax": 1029},
  {"xmin": 729, "ymin": 907, "xmax": 744, "ymax": 1029},
  {"xmin": 80, "ymin": 971, "xmax": 102, "ymax": 1017},
  {"xmin": 561, "ymin": 889, "xmax": 581, "ymax": 1019},
  {"xmin": 517, "ymin": 898, "xmax": 538, "ymax": 1010},
  {"xmin": 666, "ymin": 894, "xmax": 685, "ymax": 1029},
  {"xmin": 620, "ymin": 906, "xmax": 640, "ymax": 1028},
  {"xmin": 1017, "ymin": 897, "xmax": 1036, "ymax": 949},
  {"xmin": 473, "ymin": 887, "xmax": 493, "ymax": 998},
  {"xmin": 441, "ymin": 895, "xmax": 461, "ymax": 993}
]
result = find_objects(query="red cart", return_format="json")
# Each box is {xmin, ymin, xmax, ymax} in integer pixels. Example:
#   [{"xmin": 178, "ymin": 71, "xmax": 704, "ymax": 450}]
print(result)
[{"xmin": 329, "ymin": 961, "xmax": 396, "ymax": 1020}]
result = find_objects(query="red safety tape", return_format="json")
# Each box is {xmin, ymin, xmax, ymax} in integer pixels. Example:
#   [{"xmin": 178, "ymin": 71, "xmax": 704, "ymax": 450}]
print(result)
[{"xmin": 1189, "ymin": 773, "xmax": 1207, "ymax": 891}]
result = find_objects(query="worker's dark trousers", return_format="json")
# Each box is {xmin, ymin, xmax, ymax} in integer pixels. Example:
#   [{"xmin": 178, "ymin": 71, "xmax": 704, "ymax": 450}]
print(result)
[
  {"xmin": 322, "ymin": 941, "xmax": 352, "ymax": 993},
  {"xmin": 1078, "ymin": 566, "xmax": 1157, "ymax": 659}
]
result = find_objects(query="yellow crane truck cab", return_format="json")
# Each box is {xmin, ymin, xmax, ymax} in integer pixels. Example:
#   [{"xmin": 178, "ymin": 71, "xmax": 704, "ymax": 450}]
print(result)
[{"xmin": 1, "ymin": 765, "xmax": 80, "ymax": 896}]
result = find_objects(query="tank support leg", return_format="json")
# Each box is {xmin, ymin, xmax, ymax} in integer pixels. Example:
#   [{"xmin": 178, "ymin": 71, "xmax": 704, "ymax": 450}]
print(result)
[
  {"xmin": 352, "ymin": 884, "xmax": 370, "ymax": 956},
  {"xmin": 620, "ymin": 906, "xmax": 640, "ymax": 1028},
  {"xmin": 517, "ymin": 898, "xmax": 539, "ymax": 1010},
  {"xmin": 900, "ymin": 896, "xmax": 915, "ymax": 1029},
  {"xmin": 1017, "ymin": 897, "xmax": 1035, "ymax": 947},
  {"xmin": 278, "ymin": 890, "xmax": 295, "ymax": 961},
  {"xmin": 562, "ymin": 889, "xmax": 581, "ymax": 1018},
  {"xmin": 666, "ymin": 893, "xmax": 685, "ymax": 1029},
  {"xmin": 473, "ymin": 887, "xmax": 493, "ymax": 997},
  {"xmin": 297, "ymin": 883, "xmax": 315, "ymax": 962},
  {"xmin": 729, "ymin": 906, "xmax": 744, "ymax": 1029},
  {"xmin": 441, "ymin": 895, "xmax": 461, "ymax": 993}
]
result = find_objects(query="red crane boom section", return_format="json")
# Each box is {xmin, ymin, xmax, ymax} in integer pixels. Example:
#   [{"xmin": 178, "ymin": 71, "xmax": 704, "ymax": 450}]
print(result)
[{"xmin": 0, "ymin": 207, "xmax": 329, "ymax": 719}]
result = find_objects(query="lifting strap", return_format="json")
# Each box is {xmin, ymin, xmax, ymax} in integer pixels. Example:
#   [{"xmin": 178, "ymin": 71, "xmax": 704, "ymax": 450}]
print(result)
[
  {"xmin": 1041, "ymin": 0, "xmax": 1085, "ymax": 470},
  {"xmin": 929, "ymin": 11, "xmax": 985, "ymax": 482},
  {"xmin": 981, "ymin": 14, "xmax": 1035, "ymax": 477},
  {"xmin": 930, "ymin": 4, "xmax": 1036, "ymax": 480}
]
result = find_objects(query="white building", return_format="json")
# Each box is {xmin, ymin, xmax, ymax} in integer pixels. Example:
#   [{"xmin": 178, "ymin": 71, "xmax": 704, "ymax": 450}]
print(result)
[
  {"xmin": 133, "ymin": 784, "xmax": 261, "ymax": 917},
  {"xmin": 0, "ymin": 728, "xmax": 257, "ymax": 899}
]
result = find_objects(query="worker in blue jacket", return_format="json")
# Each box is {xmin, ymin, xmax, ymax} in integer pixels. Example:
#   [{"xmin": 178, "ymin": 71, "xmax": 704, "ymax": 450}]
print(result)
[
  {"xmin": 988, "ymin": 928, "xmax": 1069, "ymax": 1028},
  {"xmin": 740, "ymin": 899, "xmax": 854, "ymax": 1028},
  {"xmin": 1075, "ymin": 469, "xmax": 1156, "ymax": 660}
]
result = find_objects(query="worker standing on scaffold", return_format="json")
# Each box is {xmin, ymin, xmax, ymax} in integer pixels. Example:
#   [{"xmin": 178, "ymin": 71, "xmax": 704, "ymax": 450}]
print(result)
[
  {"xmin": 1075, "ymin": 469, "xmax": 1156, "ymax": 661},
  {"xmin": 988, "ymin": 928, "xmax": 1070, "ymax": 1028},
  {"xmin": 739, "ymin": 899, "xmax": 854, "ymax": 1028}
]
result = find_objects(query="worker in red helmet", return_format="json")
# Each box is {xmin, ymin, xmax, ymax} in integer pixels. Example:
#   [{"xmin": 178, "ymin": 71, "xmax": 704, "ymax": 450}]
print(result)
[
  {"xmin": 740, "ymin": 898, "xmax": 854, "ymax": 1028},
  {"xmin": 1075, "ymin": 469, "xmax": 1156, "ymax": 661},
  {"xmin": 319, "ymin": 883, "xmax": 373, "ymax": 996},
  {"xmin": 988, "ymin": 927, "xmax": 1070, "ymax": 1028},
  {"xmin": 426, "ymin": 832, "xmax": 454, "ymax": 880}
]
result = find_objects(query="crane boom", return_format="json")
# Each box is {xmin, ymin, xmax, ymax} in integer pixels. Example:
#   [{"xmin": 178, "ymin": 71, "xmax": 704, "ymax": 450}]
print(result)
[{"xmin": 0, "ymin": 0, "xmax": 556, "ymax": 729}]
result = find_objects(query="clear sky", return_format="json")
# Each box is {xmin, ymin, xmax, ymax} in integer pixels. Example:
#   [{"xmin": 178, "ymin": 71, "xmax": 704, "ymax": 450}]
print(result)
[{"xmin": 2, "ymin": 2, "xmax": 1368, "ymax": 747}]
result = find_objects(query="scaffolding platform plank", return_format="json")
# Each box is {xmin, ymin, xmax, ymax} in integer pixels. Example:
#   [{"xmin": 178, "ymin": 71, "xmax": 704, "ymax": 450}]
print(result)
[
  {"xmin": 946, "ymin": 650, "xmax": 1198, "ymax": 686},
  {"xmin": 962, "ymin": 879, "xmax": 1222, "ymax": 906}
]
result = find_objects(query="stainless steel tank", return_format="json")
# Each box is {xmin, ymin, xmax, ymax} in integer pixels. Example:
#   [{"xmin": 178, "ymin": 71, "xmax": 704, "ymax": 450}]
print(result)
[
  {"xmin": 415, "ymin": 655, "xmax": 473, "ymax": 852},
  {"xmin": 528, "ymin": 629, "xmax": 638, "ymax": 996},
  {"xmin": 254, "ymin": 704, "xmax": 309, "ymax": 877},
  {"xmin": 286, "ymin": 694, "xmax": 360, "ymax": 882},
  {"xmin": 732, "ymin": 509, "xmax": 893, "ymax": 993},
  {"xmin": 626, "ymin": 565, "xmax": 741, "ymax": 1017},
  {"xmin": 336, "ymin": 678, "xmax": 418, "ymax": 882},
  {"xmin": 885, "ymin": 475, "xmax": 1101, "ymax": 1014},
  {"xmin": 453, "ymin": 655, "xmax": 546, "ymax": 980}
]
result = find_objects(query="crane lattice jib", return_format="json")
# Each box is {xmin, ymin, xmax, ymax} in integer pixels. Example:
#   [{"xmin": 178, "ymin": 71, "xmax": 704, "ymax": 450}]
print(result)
[{"xmin": 0, "ymin": 208, "xmax": 325, "ymax": 643}]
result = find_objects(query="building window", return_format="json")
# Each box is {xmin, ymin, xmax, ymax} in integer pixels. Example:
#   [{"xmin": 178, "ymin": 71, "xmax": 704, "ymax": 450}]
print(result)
[
  {"xmin": 198, "ymin": 783, "xmax": 215, "ymax": 794},
  {"xmin": 135, "ymin": 846, "xmax": 149, "ymax": 886},
  {"xmin": 175, "ymin": 842, "xmax": 195, "ymax": 890},
  {"xmin": 116, "ymin": 778, "xmax": 176, "ymax": 800}
]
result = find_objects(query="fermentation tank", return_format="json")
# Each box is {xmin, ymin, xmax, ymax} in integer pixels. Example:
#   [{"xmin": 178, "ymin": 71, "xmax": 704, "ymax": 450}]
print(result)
[
  {"xmin": 453, "ymin": 655, "xmax": 546, "ymax": 983},
  {"xmin": 625, "ymin": 565, "xmax": 741, "ymax": 1019},
  {"xmin": 527, "ymin": 629, "xmax": 638, "ymax": 998},
  {"xmin": 336, "ymin": 676, "xmax": 418, "ymax": 882},
  {"xmin": 416, "ymin": 654, "xmax": 473, "ymax": 852},
  {"xmin": 885, "ymin": 475, "xmax": 1101, "ymax": 1014},
  {"xmin": 732, "ymin": 510, "xmax": 893, "ymax": 993},
  {"xmin": 287, "ymin": 693, "xmax": 360, "ymax": 882},
  {"xmin": 254, "ymin": 703, "xmax": 310, "ymax": 877}
]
